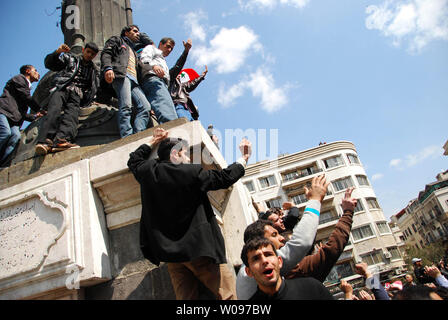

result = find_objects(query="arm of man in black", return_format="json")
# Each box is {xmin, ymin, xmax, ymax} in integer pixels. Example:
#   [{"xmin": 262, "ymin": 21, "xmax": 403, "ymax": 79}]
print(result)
[{"xmin": 169, "ymin": 39, "xmax": 192, "ymax": 86}]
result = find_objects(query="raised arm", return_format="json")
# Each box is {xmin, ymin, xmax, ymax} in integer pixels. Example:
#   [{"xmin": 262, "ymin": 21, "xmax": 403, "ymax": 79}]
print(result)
[
  {"xmin": 278, "ymin": 175, "xmax": 329, "ymax": 273},
  {"xmin": 198, "ymin": 138, "xmax": 251, "ymax": 192},
  {"xmin": 285, "ymin": 187, "xmax": 356, "ymax": 281},
  {"xmin": 127, "ymin": 128, "xmax": 169, "ymax": 180}
]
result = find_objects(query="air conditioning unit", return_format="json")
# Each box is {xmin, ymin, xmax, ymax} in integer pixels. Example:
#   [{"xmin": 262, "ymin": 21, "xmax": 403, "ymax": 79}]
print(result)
[{"xmin": 384, "ymin": 251, "xmax": 392, "ymax": 259}]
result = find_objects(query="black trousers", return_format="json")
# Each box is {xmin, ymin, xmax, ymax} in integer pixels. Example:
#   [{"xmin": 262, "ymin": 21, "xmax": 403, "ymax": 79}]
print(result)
[{"xmin": 38, "ymin": 89, "xmax": 81, "ymax": 144}]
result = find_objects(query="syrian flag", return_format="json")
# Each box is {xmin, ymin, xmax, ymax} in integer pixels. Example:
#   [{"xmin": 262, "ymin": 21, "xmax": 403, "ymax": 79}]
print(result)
[{"xmin": 179, "ymin": 69, "xmax": 200, "ymax": 84}]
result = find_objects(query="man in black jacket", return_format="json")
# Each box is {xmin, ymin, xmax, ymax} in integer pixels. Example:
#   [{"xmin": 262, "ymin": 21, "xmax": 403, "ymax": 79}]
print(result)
[
  {"xmin": 35, "ymin": 42, "xmax": 100, "ymax": 155},
  {"xmin": 0, "ymin": 65, "xmax": 43, "ymax": 164},
  {"xmin": 127, "ymin": 127, "xmax": 252, "ymax": 300},
  {"xmin": 101, "ymin": 25, "xmax": 153, "ymax": 138}
]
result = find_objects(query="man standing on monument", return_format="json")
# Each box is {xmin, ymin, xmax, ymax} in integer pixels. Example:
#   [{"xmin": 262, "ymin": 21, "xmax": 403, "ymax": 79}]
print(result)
[
  {"xmin": 101, "ymin": 25, "xmax": 153, "ymax": 138},
  {"xmin": 0, "ymin": 65, "xmax": 43, "ymax": 165},
  {"xmin": 127, "ymin": 127, "xmax": 252, "ymax": 300},
  {"xmin": 35, "ymin": 42, "xmax": 100, "ymax": 155},
  {"xmin": 139, "ymin": 38, "xmax": 192, "ymax": 124}
]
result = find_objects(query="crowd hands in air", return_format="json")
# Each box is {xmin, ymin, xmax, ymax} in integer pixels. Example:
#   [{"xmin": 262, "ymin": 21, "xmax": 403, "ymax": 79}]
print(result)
[{"xmin": 2, "ymin": 23, "xmax": 448, "ymax": 302}]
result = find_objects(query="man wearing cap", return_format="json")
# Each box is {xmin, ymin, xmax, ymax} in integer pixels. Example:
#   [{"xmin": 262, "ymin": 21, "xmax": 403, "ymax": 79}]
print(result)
[{"xmin": 412, "ymin": 258, "xmax": 434, "ymax": 285}]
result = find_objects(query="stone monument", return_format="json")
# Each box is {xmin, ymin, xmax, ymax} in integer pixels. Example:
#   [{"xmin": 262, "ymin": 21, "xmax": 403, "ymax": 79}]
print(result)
[{"xmin": 0, "ymin": 1, "xmax": 257, "ymax": 300}]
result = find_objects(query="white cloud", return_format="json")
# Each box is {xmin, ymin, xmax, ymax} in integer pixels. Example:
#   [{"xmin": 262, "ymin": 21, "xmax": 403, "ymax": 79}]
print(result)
[
  {"xmin": 365, "ymin": 0, "xmax": 448, "ymax": 53},
  {"xmin": 390, "ymin": 145, "xmax": 442, "ymax": 169},
  {"xmin": 239, "ymin": 0, "xmax": 310, "ymax": 11},
  {"xmin": 371, "ymin": 173, "xmax": 384, "ymax": 181},
  {"xmin": 390, "ymin": 158, "xmax": 402, "ymax": 168},
  {"xmin": 218, "ymin": 67, "xmax": 290, "ymax": 113},
  {"xmin": 183, "ymin": 11, "xmax": 208, "ymax": 42},
  {"xmin": 190, "ymin": 26, "xmax": 262, "ymax": 74}
]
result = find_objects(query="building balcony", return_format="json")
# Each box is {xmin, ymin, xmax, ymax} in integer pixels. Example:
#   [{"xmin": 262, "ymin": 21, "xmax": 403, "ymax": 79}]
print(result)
[{"xmin": 281, "ymin": 167, "xmax": 323, "ymax": 189}]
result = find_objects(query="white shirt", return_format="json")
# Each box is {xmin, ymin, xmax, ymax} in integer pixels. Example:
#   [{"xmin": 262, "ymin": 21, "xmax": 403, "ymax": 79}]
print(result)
[{"xmin": 140, "ymin": 45, "xmax": 170, "ymax": 83}]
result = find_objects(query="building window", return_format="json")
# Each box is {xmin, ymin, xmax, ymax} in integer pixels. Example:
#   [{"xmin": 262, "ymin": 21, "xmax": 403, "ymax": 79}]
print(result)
[
  {"xmin": 266, "ymin": 197, "xmax": 282, "ymax": 209},
  {"xmin": 282, "ymin": 171, "xmax": 299, "ymax": 182},
  {"xmin": 434, "ymin": 205, "xmax": 443, "ymax": 216},
  {"xmin": 347, "ymin": 154, "xmax": 360, "ymax": 165},
  {"xmin": 332, "ymin": 176, "xmax": 354, "ymax": 192},
  {"xmin": 323, "ymin": 155, "xmax": 344, "ymax": 169},
  {"xmin": 292, "ymin": 193, "xmax": 307, "ymax": 205},
  {"xmin": 319, "ymin": 210, "xmax": 338, "ymax": 225},
  {"xmin": 387, "ymin": 247, "xmax": 401, "ymax": 260},
  {"xmin": 259, "ymin": 175, "xmax": 277, "ymax": 189},
  {"xmin": 412, "ymin": 224, "xmax": 417, "ymax": 233},
  {"xmin": 366, "ymin": 198, "xmax": 380, "ymax": 210},
  {"xmin": 244, "ymin": 181, "xmax": 255, "ymax": 193},
  {"xmin": 376, "ymin": 221, "xmax": 391, "ymax": 235},
  {"xmin": 356, "ymin": 175, "xmax": 370, "ymax": 186},
  {"xmin": 352, "ymin": 224, "xmax": 375, "ymax": 241},
  {"xmin": 407, "ymin": 227, "xmax": 412, "ymax": 235},
  {"xmin": 354, "ymin": 199, "xmax": 365, "ymax": 213},
  {"xmin": 361, "ymin": 250, "xmax": 384, "ymax": 266}
]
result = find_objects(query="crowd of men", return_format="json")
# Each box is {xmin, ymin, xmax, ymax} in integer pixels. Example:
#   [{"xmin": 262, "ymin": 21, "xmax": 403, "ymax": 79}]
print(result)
[
  {"xmin": 0, "ymin": 25, "xmax": 207, "ymax": 164},
  {"xmin": 1, "ymin": 24, "xmax": 448, "ymax": 301}
]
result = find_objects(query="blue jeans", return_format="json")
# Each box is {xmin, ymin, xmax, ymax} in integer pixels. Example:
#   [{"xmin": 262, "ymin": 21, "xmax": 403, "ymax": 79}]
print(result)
[
  {"xmin": 0, "ymin": 114, "xmax": 21, "ymax": 163},
  {"xmin": 112, "ymin": 77, "xmax": 151, "ymax": 138},
  {"xmin": 175, "ymin": 104, "xmax": 194, "ymax": 121},
  {"xmin": 142, "ymin": 76, "xmax": 178, "ymax": 124}
]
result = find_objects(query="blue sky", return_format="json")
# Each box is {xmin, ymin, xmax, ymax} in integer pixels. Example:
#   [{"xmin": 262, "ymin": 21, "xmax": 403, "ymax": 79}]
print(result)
[{"xmin": 0, "ymin": 0, "xmax": 447, "ymax": 219}]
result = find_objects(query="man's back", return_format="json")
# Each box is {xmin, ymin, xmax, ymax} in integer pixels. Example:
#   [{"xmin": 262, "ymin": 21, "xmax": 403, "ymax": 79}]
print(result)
[{"xmin": 128, "ymin": 143, "xmax": 245, "ymax": 265}]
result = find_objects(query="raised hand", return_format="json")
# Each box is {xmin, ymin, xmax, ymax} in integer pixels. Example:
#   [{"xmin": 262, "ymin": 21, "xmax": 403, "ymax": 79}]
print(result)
[
  {"xmin": 341, "ymin": 187, "xmax": 357, "ymax": 213},
  {"xmin": 56, "ymin": 44, "xmax": 70, "ymax": 54},
  {"xmin": 304, "ymin": 175, "xmax": 330, "ymax": 202}
]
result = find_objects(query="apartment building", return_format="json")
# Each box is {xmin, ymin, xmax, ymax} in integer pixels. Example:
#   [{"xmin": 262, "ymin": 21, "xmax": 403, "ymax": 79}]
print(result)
[
  {"xmin": 394, "ymin": 172, "xmax": 448, "ymax": 250},
  {"xmin": 241, "ymin": 141, "xmax": 406, "ymax": 289}
]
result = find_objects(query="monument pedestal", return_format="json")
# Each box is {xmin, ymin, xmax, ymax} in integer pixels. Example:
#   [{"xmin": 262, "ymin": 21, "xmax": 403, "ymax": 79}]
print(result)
[{"xmin": 0, "ymin": 119, "xmax": 256, "ymax": 299}]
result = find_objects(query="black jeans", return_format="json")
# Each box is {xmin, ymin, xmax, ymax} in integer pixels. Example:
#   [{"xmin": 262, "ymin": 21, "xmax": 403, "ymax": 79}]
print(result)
[{"xmin": 38, "ymin": 89, "xmax": 81, "ymax": 144}]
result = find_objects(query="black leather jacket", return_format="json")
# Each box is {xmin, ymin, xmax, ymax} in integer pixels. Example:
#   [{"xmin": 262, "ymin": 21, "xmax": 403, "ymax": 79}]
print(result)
[
  {"xmin": 101, "ymin": 33, "xmax": 153, "ymax": 80},
  {"xmin": 44, "ymin": 51, "xmax": 99, "ymax": 107}
]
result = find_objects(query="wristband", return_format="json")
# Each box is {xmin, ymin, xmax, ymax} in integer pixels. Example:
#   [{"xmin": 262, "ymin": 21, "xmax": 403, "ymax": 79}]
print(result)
[{"xmin": 343, "ymin": 209, "xmax": 354, "ymax": 214}]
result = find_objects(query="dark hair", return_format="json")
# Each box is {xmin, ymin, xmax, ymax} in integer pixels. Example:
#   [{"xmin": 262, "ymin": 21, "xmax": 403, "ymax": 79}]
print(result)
[
  {"xmin": 243, "ymin": 219, "xmax": 275, "ymax": 244},
  {"xmin": 393, "ymin": 285, "xmax": 440, "ymax": 300},
  {"xmin": 19, "ymin": 65, "xmax": 33, "ymax": 75},
  {"xmin": 241, "ymin": 237, "xmax": 276, "ymax": 267},
  {"xmin": 160, "ymin": 37, "xmax": 175, "ymax": 46},
  {"xmin": 157, "ymin": 138, "xmax": 189, "ymax": 161},
  {"xmin": 259, "ymin": 207, "xmax": 282, "ymax": 220},
  {"xmin": 121, "ymin": 24, "xmax": 139, "ymax": 37},
  {"xmin": 85, "ymin": 42, "xmax": 99, "ymax": 53}
]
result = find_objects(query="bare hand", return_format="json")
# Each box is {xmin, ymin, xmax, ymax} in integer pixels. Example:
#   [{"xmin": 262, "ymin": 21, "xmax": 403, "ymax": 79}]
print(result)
[
  {"xmin": 35, "ymin": 111, "xmax": 46, "ymax": 118},
  {"xmin": 151, "ymin": 128, "xmax": 169, "ymax": 146},
  {"xmin": 282, "ymin": 202, "xmax": 295, "ymax": 210},
  {"xmin": 425, "ymin": 265, "xmax": 442, "ymax": 278},
  {"xmin": 341, "ymin": 187, "xmax": 357, "ymax": 212},
  {"xmin": 202, "ymin": 65, "xmax": 208, "ymax": 77},
  {"xmin": 56, "ymin": 44, "xmax": 70, "ymax": 54},
  {"xmin": 239, "ymin": 138, "xmax": 252, "ymax": 162},
  {"xmin": 304, "ymin": 175, "xmax": 329, "ymax": 202},
  {"xmin": 153, "ymin": 65, "xmax": 165, "ymax": 78},
  {"xmin": 183, "ymin": 39, "xmax": 192, "ymax": 51},
  {"xmin": 355, "ymin": 262, "xmax": 372, "ymax": 279},
  {"xmin": 359, "ymin": 290, "xmax": 374, "ymax": 300},
  {"xmin": 340, "ymin": 280, "xmax": 353, "ymax": 299},
  {"xmin": 104, "ymin": 70, "xmax": 115, "ymax": 84}
]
